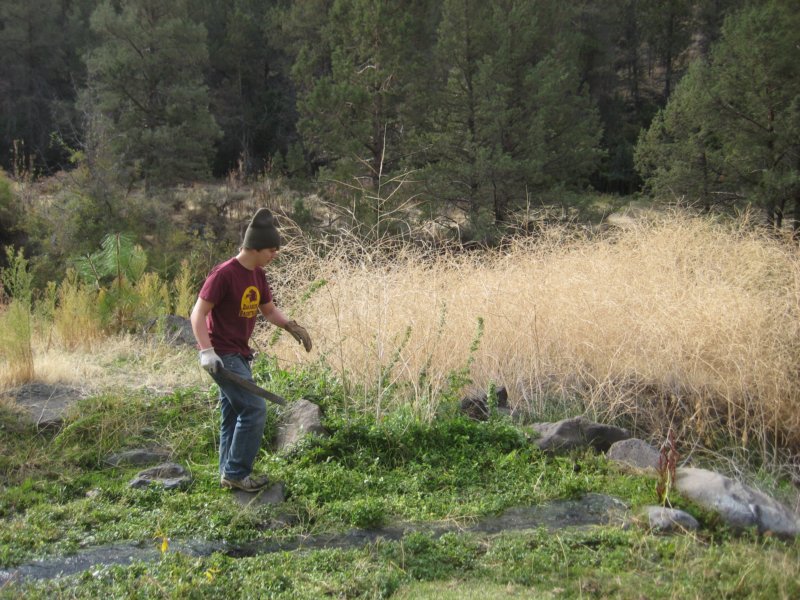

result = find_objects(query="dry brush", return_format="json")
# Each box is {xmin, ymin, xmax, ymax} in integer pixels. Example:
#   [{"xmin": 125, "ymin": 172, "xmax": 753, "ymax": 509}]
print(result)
[{"xmin": 263, "ymin": 214, "xmax": 800, "ymax": 454}]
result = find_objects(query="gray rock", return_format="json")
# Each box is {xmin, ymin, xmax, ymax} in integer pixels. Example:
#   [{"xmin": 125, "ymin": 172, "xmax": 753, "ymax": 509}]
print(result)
[
  {"xmin": 640, "ymin": 506, "xmax": 699, "ymax": 533},
  {"xmin": 607, "ymin": 438, "xmax": 660, "ymax": 471},
  {"xmin": 460, "ymin": 386, "xmax": 510, "ymax": 421},
  {"xmin": 676, "ymin": 467, "xmax": 800, "ymax": 538},
  {"xmin": 274, "ymin": 399, "xmax": 327, "ymax": 452},
  {"xmin": 231, "ymin": 482, "xmax": 286, "ymax": 507},
  {"xmin": 129, "ymin": 462, "xmax": 191, "ymax": 490},
  {"xmin": 472, "ymin": 493, "xmax": 629, "ymax": 532},
  {"xmin": 106, "ymin": 448, "xmax": 171, "ymax": 467},
  {"xmin": 531, "ymin": 416, "xmax": 629, "ymax": 454},
  {"xmin": 6, "ymin": 383, "xmax": 84, "ymax": 430},
  {"xmin": 142, "ymin": 315, "xmax": 196, "ymax": 347}
]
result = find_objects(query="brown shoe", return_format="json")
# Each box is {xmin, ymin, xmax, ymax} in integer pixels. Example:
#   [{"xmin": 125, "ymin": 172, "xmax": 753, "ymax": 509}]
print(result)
[{"xmin": 220, "ymin": 474, "xmax": 269, "ymax": 492}]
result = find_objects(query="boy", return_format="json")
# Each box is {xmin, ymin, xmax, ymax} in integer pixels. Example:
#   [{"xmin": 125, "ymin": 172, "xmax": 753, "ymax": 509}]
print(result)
[{"xmin": 190, "ymin": 208, "xmax": 312, "ymax": 492}]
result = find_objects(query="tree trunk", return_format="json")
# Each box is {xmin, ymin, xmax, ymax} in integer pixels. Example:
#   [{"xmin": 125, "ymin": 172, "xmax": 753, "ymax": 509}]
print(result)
[
  {"xmin": 775, "ymin": 197, "xmax": 785, "ymax": 231},
  {"xmin": 663, "ymin": 10, "xmax": 674, "ymax": 101},
  {"xmin": 625, "ymin": 2, "xmax": 641, "ymax": 109},
  {"xmin": 699, "ymin": 150, "xmax": 710, "ymax": 212},
  {"xmin": 794, "ymin": 194, "xmax": 800, "ymax": 242}
]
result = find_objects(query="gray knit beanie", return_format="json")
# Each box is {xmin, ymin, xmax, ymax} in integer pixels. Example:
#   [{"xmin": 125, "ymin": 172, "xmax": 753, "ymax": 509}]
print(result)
[{"xmin": 243, "ymin": 208, "xmax": 281, "ymax": 250}]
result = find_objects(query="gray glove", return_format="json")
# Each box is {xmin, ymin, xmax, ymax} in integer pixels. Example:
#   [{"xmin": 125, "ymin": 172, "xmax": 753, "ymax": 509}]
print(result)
[
  {"xmin": 199, "ymin": 348, "xmax": 223, "ymax": 373},
  {"xmin": 285, "ymin": 321, "xmax": 312, "ymax": 352}
]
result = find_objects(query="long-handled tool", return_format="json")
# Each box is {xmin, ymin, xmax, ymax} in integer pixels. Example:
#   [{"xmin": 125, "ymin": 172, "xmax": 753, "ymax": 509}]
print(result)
[{"xmin": 215, "ymin": 367, "xmax": 286, "ymax": 406}]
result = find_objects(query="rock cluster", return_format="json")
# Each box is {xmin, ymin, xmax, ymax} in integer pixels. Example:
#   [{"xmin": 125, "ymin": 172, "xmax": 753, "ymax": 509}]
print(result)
[
  {"xmin": 459, "ymin": 384, "xmax": 800, "ymax": 539},
  {"xmin": 12, "ymin": 378, "xmax": 799, "ymax": 539}
]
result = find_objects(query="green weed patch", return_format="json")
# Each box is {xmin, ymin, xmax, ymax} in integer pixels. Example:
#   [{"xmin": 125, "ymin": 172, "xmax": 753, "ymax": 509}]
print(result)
[{"xmin": 1, "ymin": 361, "xmax": 798, "ymax": 598}]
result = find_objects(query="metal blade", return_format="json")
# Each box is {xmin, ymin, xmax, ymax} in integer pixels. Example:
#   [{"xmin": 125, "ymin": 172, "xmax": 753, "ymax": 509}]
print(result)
[{"xmin": 215, "ymin": 367, "xmax": 286, "ymax": 406}]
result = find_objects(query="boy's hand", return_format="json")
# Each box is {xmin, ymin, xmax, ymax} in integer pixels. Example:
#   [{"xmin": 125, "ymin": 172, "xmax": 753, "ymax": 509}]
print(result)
[
  {"xmin": 199, "ymin": 348, "xmax": 223, "ymax": 373},
  {"xmin": 285, "ymin": 321, "xmax": 312, "ymax": 352}
]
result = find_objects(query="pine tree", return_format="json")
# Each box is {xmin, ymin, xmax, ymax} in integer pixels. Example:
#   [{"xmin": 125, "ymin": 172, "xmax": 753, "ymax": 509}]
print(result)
[
  {"xmin": 638, "ymin": 0, "xmax": 693, "ymax": 102},
  {"xmin": 421, "ymin": 0, "xmax": 493, "ymax": 227},
  {"xmin": 0, "ymin": 0, "xmax": 73, "ymax": 173},
  {"xmin": 426, "ymin": 0, "xmax": 603, "ymax": 228},
  {"xmin": 292, "ymin": 0, "xmax": 428, "ymax": 189},
  {"xmin": 710, "ymin": 0, "xmax": 800, "ymax": 230},
  {"xmin": 195, "ymin": 0, "xmax": 293, "ymax": 176},
  {"xmin": 634, "ymin": 60, "xmax": 725, "ymax": 211},
  {"xmin": 636, "ymin": 0, "xmax": 800, "ymax": 230},
  {"xmin": 83, "ymin": 0, "xmax": 221, "ymax": 188}
]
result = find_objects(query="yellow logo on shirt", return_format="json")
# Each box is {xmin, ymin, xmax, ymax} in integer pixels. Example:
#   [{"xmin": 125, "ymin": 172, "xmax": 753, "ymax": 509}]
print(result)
[{"xmin": 239, "ymin": 286, "xmax": 260, "ymax": 318}]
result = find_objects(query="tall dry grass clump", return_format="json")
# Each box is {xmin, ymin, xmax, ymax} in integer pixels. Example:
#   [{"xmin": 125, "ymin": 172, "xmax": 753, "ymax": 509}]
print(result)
[
  {"xmin": 263, "ymin": 213, "xmax": 800, "ymax": 453},
  {"xmin": 52, "ymin": 270, "xmax": 104, "ymax": 350},
  {"xmin": 0, "ymin": 248, "xmax": 34, "ymax": 385}
]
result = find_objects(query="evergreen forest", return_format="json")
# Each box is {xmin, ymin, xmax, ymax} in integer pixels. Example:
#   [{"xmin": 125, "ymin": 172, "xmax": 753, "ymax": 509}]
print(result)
[{"xmin": 2, "ymin": 0, "xmax": 799, "ymax": 279}]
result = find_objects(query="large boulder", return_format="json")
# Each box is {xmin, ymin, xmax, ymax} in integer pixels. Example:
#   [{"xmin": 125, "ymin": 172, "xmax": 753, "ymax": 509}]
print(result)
[
  {"xmin": 142, "ymin": 315, "xmax": 196, "ymax": 348},
  {"xmin": 531, "ymin": 416, "xmax": 629, "ymax": 454},
  {"xmin": 274, "ymin": 399, "xmax": 327, "ymax": 452},
  {"xmin": 5, "ymin": 383, "xmax": 84, "ymax": 430},
  {"xmin": 675, "ymin": 467, "xmax": 800, "ymax": 538},
  {"xmin": 607, "ymin": 438, "xmax": 661, "ymax": 471},
  {"xmin": 460, "ymin": 386, "xmax": 511, "ymax": 421}
]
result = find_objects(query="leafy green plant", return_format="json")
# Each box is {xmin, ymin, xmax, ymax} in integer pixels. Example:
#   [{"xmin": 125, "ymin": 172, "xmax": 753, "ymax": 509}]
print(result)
[
  {"xmin": 440, "ymin": 316, "xmax": 484, "ymax": 409},
  {"xmin": 346, "ymin": 497, "xmax": 387, "ymax": 529}
]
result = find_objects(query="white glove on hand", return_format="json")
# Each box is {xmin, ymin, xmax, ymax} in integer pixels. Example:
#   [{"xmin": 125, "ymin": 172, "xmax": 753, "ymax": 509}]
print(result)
[{"xmin": 199, "ymin": 348, "xmax": 223, "ymax": 374}]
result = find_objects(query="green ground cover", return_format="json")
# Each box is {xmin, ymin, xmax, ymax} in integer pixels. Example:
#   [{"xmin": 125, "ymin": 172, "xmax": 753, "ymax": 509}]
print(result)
[{"xmin": 1, "ymin": 360, "xmax": 798, "ymax": 598}]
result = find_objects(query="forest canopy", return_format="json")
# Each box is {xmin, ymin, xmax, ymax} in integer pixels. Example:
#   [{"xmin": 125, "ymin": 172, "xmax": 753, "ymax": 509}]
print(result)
[{"xmin": 1, "ymin": 0, "xmax": 798, "ymax": 253}]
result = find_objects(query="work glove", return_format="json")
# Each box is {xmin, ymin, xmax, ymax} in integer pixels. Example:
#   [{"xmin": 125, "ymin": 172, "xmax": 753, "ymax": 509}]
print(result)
[
  {"xmin": 284, "ymin": 320, "xmax": 312, "ymax": 352},
  {"xmin": 199, "ymin": 348, "xmax": 223, "ymax": 374}
]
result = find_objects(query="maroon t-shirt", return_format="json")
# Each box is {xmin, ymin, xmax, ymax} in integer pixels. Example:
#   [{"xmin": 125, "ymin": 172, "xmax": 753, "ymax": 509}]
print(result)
[{"xmin": 199, "ymin": 257, "xmax": 273, "ymax": 356}]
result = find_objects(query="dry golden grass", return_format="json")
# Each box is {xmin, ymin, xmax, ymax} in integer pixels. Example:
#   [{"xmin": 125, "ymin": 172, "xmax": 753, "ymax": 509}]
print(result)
[
  {"xmin": 0, "ymin": 333, "xmax": 200, "ymax": 399},
  {"xmin": 263, "ymin": 212, "xmax": 800, "ymax": 450},
  {"xmin": 51, "ymin": 273, "xmax": 105, "ymax": 351},
  {"xmin": 0, "ymin": 300, "xmax": 34, "ymax": 386},
  {"xmin": 2, "ymin": 209, "xmax": 798, "ymax": 456},
  {"xmin": 41, "ymin": 335, "xmax": 200, "ymax": 393}
]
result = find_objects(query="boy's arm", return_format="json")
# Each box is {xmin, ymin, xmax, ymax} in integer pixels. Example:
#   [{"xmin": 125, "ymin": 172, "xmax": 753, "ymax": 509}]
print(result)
[
  {"xmin": 191, "ymin": 297, "xmax": 215, "ymax": 349},
  {"xmin": 261, "ymin": 301, "xmax": 312, "ymax": 352},
  {"xmin": 191, "ymin": 297, "xmax": 223, "ymax": 372},
  {"xmin": 259, "ymin": 300, "xmax": 290, "ymax": 329}
]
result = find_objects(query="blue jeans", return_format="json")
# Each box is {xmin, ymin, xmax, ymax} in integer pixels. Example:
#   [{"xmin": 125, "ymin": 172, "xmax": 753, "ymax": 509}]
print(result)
[{"xmin": 210, "ymin": 354, "xmax": 267, "ymax": 480}]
